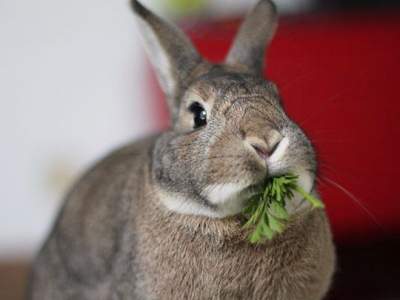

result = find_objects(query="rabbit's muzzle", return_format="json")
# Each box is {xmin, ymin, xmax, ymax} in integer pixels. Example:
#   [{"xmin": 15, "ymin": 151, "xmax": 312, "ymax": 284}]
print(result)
[{"xmin": 202, "ymin": 99, "xmax": 316, "ymax": 216}]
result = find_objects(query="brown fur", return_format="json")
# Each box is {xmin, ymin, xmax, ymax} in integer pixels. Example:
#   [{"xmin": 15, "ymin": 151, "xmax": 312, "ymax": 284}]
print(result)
[
  {"xmin": 28, "ymin": 1, "xmax": 335, "ymax": 299},
  {"xmin": 29, "ymin": 140, "xmax": 334, "ymax": 299},
  {"xmin": 137, "ymin": 162, "xmax": 335, "ymax": 300}
]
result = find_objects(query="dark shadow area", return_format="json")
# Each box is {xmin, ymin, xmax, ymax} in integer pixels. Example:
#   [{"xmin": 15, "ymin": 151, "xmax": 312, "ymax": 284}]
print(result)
[
  {"xmin": 2, "ymin": 239, "xmax": 399, "ymax": 300},
  {"xmin": 327, "ymin": 239, "xmax": 400, "ymax": 299}
]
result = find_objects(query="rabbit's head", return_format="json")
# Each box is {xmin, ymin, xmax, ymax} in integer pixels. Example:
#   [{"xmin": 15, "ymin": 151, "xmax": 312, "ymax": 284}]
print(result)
[{"xmin": 132, "ymin": 0, "xmax": 316, "ymax": 218}]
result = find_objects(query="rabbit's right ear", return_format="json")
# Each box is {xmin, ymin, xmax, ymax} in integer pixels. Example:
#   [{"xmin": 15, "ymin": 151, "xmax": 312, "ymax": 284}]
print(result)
[
  {"xmin": 131, "ymin": 0, "xmax": 202, "ymax": 119},
  {"xmin": 226, "ymin": 0, "xmax": 278, "ymax": 75}
]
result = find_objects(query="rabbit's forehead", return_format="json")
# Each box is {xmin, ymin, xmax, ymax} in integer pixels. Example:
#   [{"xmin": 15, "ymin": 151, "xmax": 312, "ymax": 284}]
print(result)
[{"xmin": 184, "ymin": 72, "xmax": 278, "ymax": 108}]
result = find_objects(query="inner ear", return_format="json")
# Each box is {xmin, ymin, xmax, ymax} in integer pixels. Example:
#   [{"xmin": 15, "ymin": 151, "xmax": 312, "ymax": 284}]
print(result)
[{"xmin": 131, "ymin": 0, "xmax": 203, "ymax": 120}]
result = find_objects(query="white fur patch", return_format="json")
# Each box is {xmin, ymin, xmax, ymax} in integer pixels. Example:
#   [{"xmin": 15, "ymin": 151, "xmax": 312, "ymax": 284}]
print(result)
[
  {"xmin": 204, "ymin": 183, "xmax": 243, "ymax": 205},
  {"xmin": 157, "ymin": 183, "xmax": 249, "ymax": 218},
  {"xmin": 267, "ymin": 136, "xmax": 289, "ymax": 166},
  {"xmin": 202, "ymin": 183, "xmax": 249, "ymax": 217},
  {"xmin": 157, "ymin": 189, "xmax": 221, "ymax": 218},
  {"xmin": 286, "ymin": 169, "xmax": 314, "ymax": 214}
]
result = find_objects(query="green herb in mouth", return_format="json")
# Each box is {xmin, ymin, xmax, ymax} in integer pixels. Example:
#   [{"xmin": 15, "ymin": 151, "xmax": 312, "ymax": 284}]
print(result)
[{"xmin": 242, "ymin": 174, "xmax": 324, "ymax": 244}]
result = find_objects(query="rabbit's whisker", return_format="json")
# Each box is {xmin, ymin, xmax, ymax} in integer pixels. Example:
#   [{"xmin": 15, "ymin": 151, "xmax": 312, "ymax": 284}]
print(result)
[{"xmin": 316, "ymin": 176, "xmax": 384, "ymax": 231}]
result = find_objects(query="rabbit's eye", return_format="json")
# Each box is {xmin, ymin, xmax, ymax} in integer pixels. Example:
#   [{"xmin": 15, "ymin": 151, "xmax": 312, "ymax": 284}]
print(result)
[{"xmin": 189, "ymin": 102, "xmax": 207, "ymax": 129}]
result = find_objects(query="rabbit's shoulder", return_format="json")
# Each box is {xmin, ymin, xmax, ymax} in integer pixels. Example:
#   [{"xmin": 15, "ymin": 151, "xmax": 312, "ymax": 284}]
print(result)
[{"xmin": 44, "ymin": 136, "xmax": 156, "ymax": 284}]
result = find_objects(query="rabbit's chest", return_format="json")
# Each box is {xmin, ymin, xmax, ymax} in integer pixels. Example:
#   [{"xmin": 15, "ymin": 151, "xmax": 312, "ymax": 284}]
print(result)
[
  {"xmin": 137, "ymin": 232, "xmax": 285, "ymax": 299},
  {"xmin": 135, "ymin": 195, "xmax": 333, "ymax": 299}
]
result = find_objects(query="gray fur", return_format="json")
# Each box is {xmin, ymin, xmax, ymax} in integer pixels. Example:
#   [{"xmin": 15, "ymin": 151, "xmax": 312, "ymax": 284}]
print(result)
[{"xmin": 28, "ymin": 1, "xmax": 335, "ymax": 299}]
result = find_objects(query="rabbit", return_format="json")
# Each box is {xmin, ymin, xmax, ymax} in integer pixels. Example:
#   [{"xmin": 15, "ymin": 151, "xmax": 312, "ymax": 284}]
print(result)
[{"xmin": 28, "ymin": 0, "xmax": 335, "ymax": 299}]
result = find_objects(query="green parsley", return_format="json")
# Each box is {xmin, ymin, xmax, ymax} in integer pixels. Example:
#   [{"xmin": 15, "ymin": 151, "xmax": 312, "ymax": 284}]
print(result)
[{"xmin": 242, "ymin": 174, "xmax": 324, "ymax": 244}]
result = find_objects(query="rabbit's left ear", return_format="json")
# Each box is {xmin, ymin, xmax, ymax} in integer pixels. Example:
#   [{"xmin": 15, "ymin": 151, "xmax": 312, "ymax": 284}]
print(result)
[{"xmin": 132, "ymin": 0, "xmax": 202, "ymax": 118}]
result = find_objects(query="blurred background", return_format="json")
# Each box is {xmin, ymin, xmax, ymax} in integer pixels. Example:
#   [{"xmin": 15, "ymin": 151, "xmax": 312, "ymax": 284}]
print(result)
[{"xmin": 1, "ymin": 0, "xmax": 399, "ymax": 299}]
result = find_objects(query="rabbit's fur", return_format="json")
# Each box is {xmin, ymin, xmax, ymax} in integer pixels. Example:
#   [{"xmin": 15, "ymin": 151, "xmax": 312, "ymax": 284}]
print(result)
[{"xmin": 29, "ymin": 0, "xmax": 335, "ymax": 299}]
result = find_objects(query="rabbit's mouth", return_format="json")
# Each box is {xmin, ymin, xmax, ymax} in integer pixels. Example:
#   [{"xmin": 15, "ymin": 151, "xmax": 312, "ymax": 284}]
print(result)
[{"xmin": 201, "ymin": 167, "xmax": 316, "ymax": 218}]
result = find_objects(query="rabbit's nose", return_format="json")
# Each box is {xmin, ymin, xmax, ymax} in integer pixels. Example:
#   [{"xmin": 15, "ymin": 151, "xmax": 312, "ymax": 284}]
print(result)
[
  {"xmin": 250, "ymin": 142, "xmax": 270, "ymax": 160},
  {"xmin": 247, "ymin": 131, "xmax": 283, "ymax": 161}
]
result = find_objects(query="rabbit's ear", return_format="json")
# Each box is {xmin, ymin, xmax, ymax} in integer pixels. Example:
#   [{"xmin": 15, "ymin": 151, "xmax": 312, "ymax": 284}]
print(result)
[
  {"xmin": 225, "ymin": 0, "xmax": 278, "ymax": 75},
  {"xmin": 131, "ymin": 0, "xmax": 202, "ymax": 117}
]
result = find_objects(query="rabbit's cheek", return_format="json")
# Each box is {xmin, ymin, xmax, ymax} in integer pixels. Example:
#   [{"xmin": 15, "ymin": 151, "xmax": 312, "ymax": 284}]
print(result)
[{"xmin": 296, "ymin": 169, "xmax": 314, "ymax": 194}]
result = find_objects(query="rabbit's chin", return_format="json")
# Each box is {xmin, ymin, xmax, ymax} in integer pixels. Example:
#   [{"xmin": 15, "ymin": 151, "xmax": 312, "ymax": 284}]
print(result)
[
  {"xmin": 157, "ymin": 169, "xmax": 315, "ymax": 219},
  {"xmin": 156, "ymin": 182, "xmax": 253, "ymax": 219}
]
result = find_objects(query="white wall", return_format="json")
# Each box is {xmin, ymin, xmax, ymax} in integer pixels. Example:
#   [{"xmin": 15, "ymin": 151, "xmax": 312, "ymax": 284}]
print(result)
[{"xmin": 0, "ymin": 0, "xmax": 159, "ymax": 260}]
